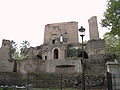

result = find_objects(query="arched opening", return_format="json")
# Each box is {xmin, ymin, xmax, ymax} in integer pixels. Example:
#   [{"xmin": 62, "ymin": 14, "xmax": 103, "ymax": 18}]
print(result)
[{"xmin": 54, "ymin": 48, "xmax": 59, "ymax": 59}]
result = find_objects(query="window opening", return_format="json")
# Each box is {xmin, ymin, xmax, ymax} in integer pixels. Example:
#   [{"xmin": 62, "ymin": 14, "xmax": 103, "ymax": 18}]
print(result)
[
  {"xmin": 45, "ymin": 56, "xmax": 47, "ymax": 60},
  {"xmin": 52, "ymin": 39, "xmax": 55, "ymax": 44},
  {"xmin": 60, "ymin": 35, "xmax": 63, "ymax": 42},
  {"xmin": 54, "ymin": 49, "xmax": 59, "ymax": 59}
]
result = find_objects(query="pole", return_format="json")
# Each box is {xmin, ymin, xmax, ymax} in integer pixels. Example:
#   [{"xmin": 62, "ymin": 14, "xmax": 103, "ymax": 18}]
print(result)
[
  {"xmin": 81, "ymin": 35, "xmax": 85, "ymax": 90},
  {"xmin": 13, "ymin": 77, "xmax": 16, "ymax": 90},
  {"xmin": 60, "ymin": 73, "xmax": 62, "ymax": 90},
  {"xmin": 27, "ymin": 75, "xmax": 29, "ymax": 90}
]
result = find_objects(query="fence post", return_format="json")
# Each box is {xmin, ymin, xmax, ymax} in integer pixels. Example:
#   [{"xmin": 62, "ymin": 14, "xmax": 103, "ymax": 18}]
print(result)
[
  {"xmin": 107, "ymin": 72, "xmax": 113, "ymax": 90},
  {"xmin": 4, "ymin": 75, "xmax": 6, "ymax": 86},
  {"xmin": 26, "ymin": 74, "xmax": 29, "ymax": 90},
  {"xmin": 13, "ymin": 77, "xmax": 16, "ymax": 90},
  {"xmin": 60, "ymin": 73, "xmax": 62, "ymax": 90},
  {"xmin": 3, "ymin": 76, "xmax": 8, "ymax": 90}
]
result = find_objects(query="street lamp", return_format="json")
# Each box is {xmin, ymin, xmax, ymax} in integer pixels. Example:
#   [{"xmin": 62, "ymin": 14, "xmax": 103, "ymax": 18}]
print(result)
[{"xmin": 79, "ymin": 26, "xmax": 85, "ymax": 90}]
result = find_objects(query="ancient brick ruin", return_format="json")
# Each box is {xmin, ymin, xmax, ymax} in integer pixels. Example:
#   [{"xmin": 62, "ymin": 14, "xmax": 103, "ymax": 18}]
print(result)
[
  {"xmin": 0, "ymin": 16, "xmax": 112, "ymax": 75},
  {"xmin": 0, "ymin": 39, "xmax": 14, "ymax": 72}
]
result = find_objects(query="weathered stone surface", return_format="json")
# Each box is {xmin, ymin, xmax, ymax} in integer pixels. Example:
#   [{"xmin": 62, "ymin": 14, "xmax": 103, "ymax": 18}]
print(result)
[
  {"xmin": 0, "ymin": 17, "xmax": 114, "ymax": 90},
  {"xmin": 0, "ymin": 39, "xmax": 14, "ymax": 72},
  {"xmin": 88, "ymin": 16, "xmax": 99, "ymax": 40},
  {"xmin": 44, "ymin": 22, "xmax": 79, "ymax": 44},
  {"xmin": 86, "ymin": 39, "xmax": 106, "ymax": 56},
  {"xmin": 0, "ymin": 17, "xmax": 113, "ymax": 76}
]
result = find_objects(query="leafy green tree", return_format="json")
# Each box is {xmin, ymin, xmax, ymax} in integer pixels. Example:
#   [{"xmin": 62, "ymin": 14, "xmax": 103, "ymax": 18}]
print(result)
[
  {"xmin": 10, "ymin": 40, "xmax": 18, "ymax": 59},
  {"xmin": 101, "ymin": 0, "xmax": 120, "ymax": 36},
  {"xmin": 11, "ymin": 40, "xmax": 30, "ymax": 60},
  {"xmin": 11, "ymin": 40, "xmax": 17, "ymax": 54},
  {"xmin": 104, "ymin": 32, "xmax": 120, "ymax": 57},
  {"xmin": 20, "ymin": 40, "xmax": 30, "ymax": 57},
  {"xmin": 10, "ymin": 40, "xmax": 18, "ymax": 72},
  {"xmin": 11, "ymin": 40, "xmax": 23, "ymax": 60},
  {"xmin": 11, "ymin": 40, "xmax": 31, "ymax": 72}
]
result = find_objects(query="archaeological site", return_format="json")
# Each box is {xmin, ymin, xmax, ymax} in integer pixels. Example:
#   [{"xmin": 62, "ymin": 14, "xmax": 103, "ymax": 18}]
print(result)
[{"xmin": 0, "ymin": 16, "xmax": 119, "ymax": 89}]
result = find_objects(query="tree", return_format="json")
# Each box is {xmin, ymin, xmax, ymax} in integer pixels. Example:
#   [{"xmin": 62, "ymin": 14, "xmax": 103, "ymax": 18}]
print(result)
[
  {"xmin": 11, "ymin": 40, "xmax": 30, "ymax": 60},
  {"xmin": 101, "ymin": 0, "xmax": 120, "ymax": 36},
  {"xmin": 10, "ymin": 40, "xmax": 18, "ymax": 72},
  {"xmin": 11, "ymin": 40, "xmax": 31, "ymax": 72},
  {"xmin": 20, "ymin": 40, "xmax": 30, "ymax": 57},
  {"xmin": 10, "ymin": 40, "xmax": 18, "ymax": 59},
  {"xmin": 104, "ymin": 32, "xmax": 120, "ymax": 57}
]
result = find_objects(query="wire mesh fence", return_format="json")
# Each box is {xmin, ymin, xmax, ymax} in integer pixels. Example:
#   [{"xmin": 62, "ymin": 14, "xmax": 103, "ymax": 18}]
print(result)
[
  {"xmin": 112, "ymin": 73, "xmax": 120, "ymax": 90},
  {"xmin": 0, "ymin": 72, "xmax": 107, "ymax": 90}
]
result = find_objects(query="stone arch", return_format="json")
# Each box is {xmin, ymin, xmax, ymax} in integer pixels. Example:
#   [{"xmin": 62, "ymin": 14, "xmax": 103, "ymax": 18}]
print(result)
[{"xmin": 52, "ymin": 48, "xmax": 60, "ymax": 59}]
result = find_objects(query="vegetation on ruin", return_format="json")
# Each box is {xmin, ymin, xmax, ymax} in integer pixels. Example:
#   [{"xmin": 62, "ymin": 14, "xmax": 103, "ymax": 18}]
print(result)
[
  {"xmin": 101, "ymin": 0, "xmax": 120, "ymax": 36},
  {"xmin": 66, "ymin": 43, "xmax": 88, "ymax": 59},
  {"xmin": 67, "ymin": 48, "xmax": 79, "ymax": 57},
  {"xmin": 11, "ymin": 40, "xmax": 30, "ymax": 60},
  {"xmin": 20, "ymin": 41, "xmax": 30, "ymax": 57},
  {"xmin": 66, "ymin": 44, "xmax": 80, "ymax": 58}
]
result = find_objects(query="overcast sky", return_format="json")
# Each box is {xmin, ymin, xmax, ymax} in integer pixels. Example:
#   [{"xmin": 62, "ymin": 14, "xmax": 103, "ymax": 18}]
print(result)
[{"xmin": 0, "ymin": 0, "xmax": 109, "ymax": 47}]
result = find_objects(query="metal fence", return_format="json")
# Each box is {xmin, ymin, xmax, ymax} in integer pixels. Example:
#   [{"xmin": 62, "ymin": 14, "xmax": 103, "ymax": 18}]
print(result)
[
  {"xmin": 112, "ymin": 73, "xmax": 120, "ymax": 90},
  {"xmin": 0, "ymin": 72, "xmax": 107, "ymax": 90}
]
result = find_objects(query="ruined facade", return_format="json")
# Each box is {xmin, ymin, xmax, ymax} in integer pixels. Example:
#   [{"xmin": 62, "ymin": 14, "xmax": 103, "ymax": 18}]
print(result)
[
  {"xmin": 18, "ymin": 21, "xmax": 82, "ymax": 74},
  {"xmin": 43, "ymin": 22, "xmax": 78, "ymax": 60},
  {"xmin": 44, "ymin": 22, "xmax": 78, "ymax": 44},
  {"xmin": 0, "ymin": 39, "xmax": 14, "ymax": 72},
  {"xmin": 0, "ymin": 16, "xmax": 111, "ymax": 75}
]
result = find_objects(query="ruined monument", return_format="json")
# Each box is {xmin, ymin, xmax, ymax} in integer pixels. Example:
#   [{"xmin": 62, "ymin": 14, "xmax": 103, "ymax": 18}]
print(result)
[
  {"xmin": 44, "ymin": 22, "xmax": 79, "ymax": 44},
  {"xmin": 18, "ymin": 21, "xmax": 82, "ymax": 74},
  {"xmin": 0, "ymin": 16, "xmax": 111, "ymax": 75},
  {"xmin": 88, "ymin": 16, "xmax": 99, "ymax": 40},
  {"xmin": 0, "ymin": 39, "xmax": 14, "ymax": 72}
]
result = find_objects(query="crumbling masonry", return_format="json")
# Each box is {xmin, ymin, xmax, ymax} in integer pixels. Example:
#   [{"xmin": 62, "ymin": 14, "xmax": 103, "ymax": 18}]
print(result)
[{"xmin": 0, "ymin": 16, "xmax": 113, "ymax": 75}]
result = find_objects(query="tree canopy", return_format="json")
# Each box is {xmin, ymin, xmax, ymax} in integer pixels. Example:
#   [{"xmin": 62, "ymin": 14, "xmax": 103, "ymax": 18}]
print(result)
[
  {"xmin": 11, "ymin": 40, "xmax": 30, "ymax": 60},
  {"xmin": 104, "ymin": 32, "xmax": 120, "ymax": 58},
  {"xmin": 20, "ymin": 40, "xmax": 30, "ymax": 57},
  {"xmin": 101, "ymin": 0, "xmax": 120, "ymax": 36}
]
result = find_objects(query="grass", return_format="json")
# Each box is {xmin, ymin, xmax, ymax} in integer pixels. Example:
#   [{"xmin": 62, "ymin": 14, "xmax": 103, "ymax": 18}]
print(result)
[
  {"xmin": 0, "ymin": 87, "xmax": 26, "ymax": 90},
  {"xmin": 32, "ymin": 88, "xmax": 79, "ymax": 90},
  {"xmin": 0, "ymin": 88, "xmax": 79, "ymax": 90}
]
